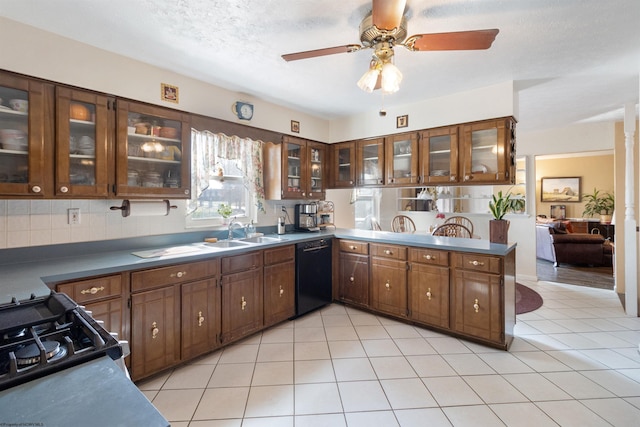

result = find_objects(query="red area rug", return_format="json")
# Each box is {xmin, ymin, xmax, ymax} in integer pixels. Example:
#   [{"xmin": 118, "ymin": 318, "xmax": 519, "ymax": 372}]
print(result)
[{"xmin": 516, "ymin": 283, "xmax": 543, "ymax": 314}]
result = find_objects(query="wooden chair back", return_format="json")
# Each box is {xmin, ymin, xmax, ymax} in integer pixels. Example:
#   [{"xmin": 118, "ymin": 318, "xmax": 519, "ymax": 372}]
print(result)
[
  {"xmin": 431, "ymin": 223, "xmax": 472, "ymax": 238},
  {"xmin": 391, "ymin": 215, "xmax": 416, "ymax": 233},
  {"xmin": 444, "ymin": 216, "xmax": 474, "ymax": 236}
]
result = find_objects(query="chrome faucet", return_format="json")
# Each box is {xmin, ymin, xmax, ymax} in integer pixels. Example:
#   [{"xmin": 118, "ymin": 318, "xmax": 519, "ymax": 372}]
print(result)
[{"xmin": 228, "ymin": 218, "xmax": 246, "ymax": 240}]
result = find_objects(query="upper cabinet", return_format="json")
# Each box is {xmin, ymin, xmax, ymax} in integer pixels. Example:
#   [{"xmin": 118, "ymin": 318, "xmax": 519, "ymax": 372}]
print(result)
[
  {"xmin": 460, "ymin": 117, "xmax": 515, "ymax": 185},
  {"xmin": 385, "ymin": 132, "xmax": 419, "ymax": 186},
  {"xmin": 419, "ymin": 126, "xmax": 459, "ymax": 184},
  {"xmin": 115, "ymin": 100, "xmax": 191, "ymax": 199},
  {"xmin": 0, "ymin": 72, "xmax": 51, "ymax": 197},
  {"xmin": 356, "ymin": 137, "xmax": 385, "ymax": 186},
  {"xmin": 0, "ymin": 69, "xmax": 192, "ymax": 199},
  {"xmin": 264, "ymin": 136, "xmax": 326, "ymax": 200},
  {"xmin": 55, "ymin": 86, "xmax": 112, "ymax": 197},
  {"xmin": 330, "ymin": 141, "xmax": 356, "ymax": 188}
]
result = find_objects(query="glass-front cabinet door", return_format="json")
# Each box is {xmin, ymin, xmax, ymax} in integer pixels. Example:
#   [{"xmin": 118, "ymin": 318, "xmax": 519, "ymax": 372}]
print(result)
[
  {"xmin": 306, "ymin": 141, "xmax": 325, "ymax": 199},
  {"xmin": 0, "ymin": 72, "xmax": 48, "ymax": 197},
  {"xmin": 385, "ymin": 133, "xmax": 418, "ymax": 185},
  {"xmin": 282, "ymin": 136, "xmax": 305, "ymax": 199},
  {"xmin": 55, "ymin": 87, "xmax": 110, "ymax": 197},
  {"xmin": 356, "ymin": 138, "xmax": 384, "ymax": 186},
  {"xmin": 331, "ymin": 141, "xmax": 355, "ymax": 188},
  {"xmin": 116, "ymin": 100, "xmax": 191, "ymax": 198},
  {"xmin": 461, "ymin": 117, "xmax": 515, "ymax": 185},
  {"xmin": 419, "ymin": 126, "xmax": 459, "ymax": 184}
]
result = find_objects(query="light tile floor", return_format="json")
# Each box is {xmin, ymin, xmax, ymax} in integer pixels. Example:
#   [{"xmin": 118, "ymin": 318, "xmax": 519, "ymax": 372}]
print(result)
[{"xmin": 137, "ymin": 279, "xmax": 640, "ymax": 426}]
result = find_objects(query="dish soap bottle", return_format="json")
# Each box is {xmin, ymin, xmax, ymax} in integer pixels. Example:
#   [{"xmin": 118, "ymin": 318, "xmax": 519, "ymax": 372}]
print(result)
[{"xmin": 246, "ymin": 220, "xmax": 256, "ymax": 237}]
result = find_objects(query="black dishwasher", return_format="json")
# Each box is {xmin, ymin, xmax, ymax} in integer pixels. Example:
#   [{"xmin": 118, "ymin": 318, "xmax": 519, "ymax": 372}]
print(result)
[{"xmin": 295, "ymin": 238, "xmax": 332, "ymax": 317}]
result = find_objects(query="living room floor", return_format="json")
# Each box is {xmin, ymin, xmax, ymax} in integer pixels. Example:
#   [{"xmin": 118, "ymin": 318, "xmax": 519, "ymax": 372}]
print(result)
[
  {"xmin": 137, "ymin": 279, "xmax": 640, "ymax": 427},
  {"xmin": 537, "ymin": 258, "xmax": 615, "ymax": 290}
]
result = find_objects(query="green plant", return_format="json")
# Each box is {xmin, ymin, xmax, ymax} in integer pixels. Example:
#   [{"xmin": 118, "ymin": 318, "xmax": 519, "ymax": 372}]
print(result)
[
  {"xmin": 217, "ymin": 203, "xmax": 233, "ymax": 218},
  {"xmin": 509, "ymin": 196, "xmax": 526, "ymax": 213},
  {"xmin": 582, "ymin": 188, "xmax": 614, "ymax": 217},
  {"xmin": 489, "ymin": 191, "xmax": 512, "ymax": 220}
]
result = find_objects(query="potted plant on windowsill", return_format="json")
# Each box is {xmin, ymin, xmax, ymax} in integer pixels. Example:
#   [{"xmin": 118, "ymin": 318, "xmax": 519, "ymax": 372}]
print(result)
[
  {"xmin": 217, "ymin": 203, "xmax": 233, "ymax": 225},
  {"xmin": 582, "ymin": 188, "xmax": 614, "ymax": 223},
  {"xmin": 489, "ymin": 191, "xmax": 511, "ymax": 244}
]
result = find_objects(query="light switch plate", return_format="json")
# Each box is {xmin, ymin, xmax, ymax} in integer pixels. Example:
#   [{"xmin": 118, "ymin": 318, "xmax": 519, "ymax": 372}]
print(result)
[{"xmin": 68, "ymin": 208, "xmax": 81, "ymax": 225}]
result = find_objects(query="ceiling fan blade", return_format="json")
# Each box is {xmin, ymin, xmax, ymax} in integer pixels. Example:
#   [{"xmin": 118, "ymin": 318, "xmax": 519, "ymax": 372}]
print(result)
[
  {"xmin": 282, "ymin": 44, "xmax": 361, "ymax": 62},
  {"xmin": 405, "ymin": 29, "xmax": 499, "ymax": 51},
  {"xmin": 372, "ymin": 0, "xmax": 407, "ymax": 30}
]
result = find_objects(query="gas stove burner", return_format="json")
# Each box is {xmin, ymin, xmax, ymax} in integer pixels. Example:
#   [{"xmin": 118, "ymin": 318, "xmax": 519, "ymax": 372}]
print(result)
[{"xmin": 14, "ymin": 340, "xmax": 62, "ymax": 366}]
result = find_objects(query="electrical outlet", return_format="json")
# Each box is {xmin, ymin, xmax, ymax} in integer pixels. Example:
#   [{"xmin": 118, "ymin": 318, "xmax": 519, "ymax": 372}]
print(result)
[
  {"xmin": 68, "ymin": 208, "xmax": 81, "ymax": 225},
  {"xmin": 274, "ymin": 204, "xmax": 287, "ymax": 215}
]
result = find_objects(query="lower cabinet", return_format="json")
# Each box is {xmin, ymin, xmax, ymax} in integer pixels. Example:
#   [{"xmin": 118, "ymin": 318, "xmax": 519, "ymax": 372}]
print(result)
[
  {"xmin": 131, "ymin": 285, "xmax": 181, "ymax": 380},
  {"xmin": 221, "ymin": 251, "xmax": 263, "ymax": 344},
  {"xmin": 408, "ymin": 248, "xmax": 450, "ymax": 329},
  {"xmin": 370, "ymin": 244, "xmax": 407, "ymax": 317},
  {"xmin": 263, "ymin": 245, "xmax": 295, "ymax": 327},
  {"xmin": 338, "ymin": 253, "xmax": 370, "ymax": 307},
  {"xmin": 181, "ymin": 278, "xmax": 221, "ymax": 361}
]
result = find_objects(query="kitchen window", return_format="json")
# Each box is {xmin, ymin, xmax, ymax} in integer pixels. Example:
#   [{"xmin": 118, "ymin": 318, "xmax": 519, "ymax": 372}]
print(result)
[{"xmin": 186, "ymin": 129, "xmax": 265, "ymax": 228}]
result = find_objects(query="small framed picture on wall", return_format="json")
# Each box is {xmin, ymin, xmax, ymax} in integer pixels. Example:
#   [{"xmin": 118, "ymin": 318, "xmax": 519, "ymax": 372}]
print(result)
[
  {"xmin": 161, "ymin": 83, "xmax": 179, "ymax": 103},
  {"xmin": 291, "ymin": 120, "xmax": 300, "ymax": 133},
  {"xmin": 396, "ymin": 115, "xmax": 408, "ymax": 128}
]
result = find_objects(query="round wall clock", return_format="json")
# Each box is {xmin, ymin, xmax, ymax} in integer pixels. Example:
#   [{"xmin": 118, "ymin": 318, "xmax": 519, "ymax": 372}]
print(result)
[{"xmin": 233, "ymin": 102, "xmax": 254, "ymax": 120}]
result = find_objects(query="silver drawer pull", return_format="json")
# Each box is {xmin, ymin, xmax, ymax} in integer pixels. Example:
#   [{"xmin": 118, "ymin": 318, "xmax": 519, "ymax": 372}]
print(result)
[
  {"xmin": 81, "ymin": 286, "xmax": 105, "ymax": 295},
  {"xmin": 469, "ymin": 260, "xmax": 485, "ymax": 267}
]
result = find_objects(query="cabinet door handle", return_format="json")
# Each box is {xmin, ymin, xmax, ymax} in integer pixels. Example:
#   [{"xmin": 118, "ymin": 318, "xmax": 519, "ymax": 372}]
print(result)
[
  {"xmin": 241, "ymin": 296, "xmax": 247, "ymax": 311},
  {"xmin": 81, "ymin": 286, "xmax": 105, "ymax": 295},
  {"xmin": 349, "ymin": 276, "xmax": 355, "ymax": 282},
  {"xmin": 469, "ymin": 260, "xmax": 485, "ymax": 267},
  {"xmin": 31, "ymin": 185, "xmax": 42, "ymax": 193},
  {"xmin": 170, "ymin": 271, "xmax": 187, "ymax": 278},
  {"xmin": 426, "ymin": 288, "xmax": 432, "ymax": 300},
  {"xmin": 384, "ymin": 249, "xmax": 393, "ymax": 255},
  {"xmin": 302, "ymin": 192, "xmax": 306, "ymax": 197},
  {"xmin": 198, "ymin": 311, "xmax": 205, "ymax": 327},
  {"xmin": 349, "ymin": 180, "xmax": 353, "ymax": 184},
  {"xmin": 450, "ymin": 175, "xmax": 456, "ymax": 181},
  {"xmin": 60, "ymin": 186, "xmax": 69, "ymax": 193},
  {"xmin": 151, "ymin": 321, "xmax": 160, "ymax": 339},
  {"xmin": 279, "ymin": 285, "xmax": 284, "ymax": 297},
  {"xmin": 473, "ymin": 299, "xmax": 480, "ymax": 313},
  {"xmin": 423, "ymin": 254, "xmax": 435, "ymax": 261},
  {"xmin": 465, "ymin": 175, "xmax": 472, "ymax": 181},
  {"xmin": 385, "ymin": 280, "xmax": 391, "ymax": 290}
]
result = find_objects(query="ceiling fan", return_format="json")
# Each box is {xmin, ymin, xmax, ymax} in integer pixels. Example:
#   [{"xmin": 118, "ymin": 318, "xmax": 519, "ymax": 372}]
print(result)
[{"xmin": 281, "ymin": 0, "xmax": 499, "ymax": 94}]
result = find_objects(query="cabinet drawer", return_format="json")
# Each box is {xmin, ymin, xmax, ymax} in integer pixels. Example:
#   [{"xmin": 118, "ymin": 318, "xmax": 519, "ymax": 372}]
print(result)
[
  {"xmin": 57, "ymin": 274, "xmax": 122, "ymax": 304},
  {"xmin": 454, "ymin": 253, "xmax": 501, "ymax": 274},
  {"xmin": 131, "ymin": 259, "xmax": 218, "ymax": 292},
  {"xmin": 371, "ymin": 244, "xmax": 407, "ymax": 260},
  {"xmin": 409, "ymin": 248, "xmax": 449, "ymax": 267},
  {"xmin": 264, "ymin": 245, "xmax": 295, "ymax": 265},
  {"xmin": 339, "ymin": 240, "xmax": 369, "ymax": 255},
  {"xmin": 221, "ymin": 251, "xmax": 263, "ymax": 274}
]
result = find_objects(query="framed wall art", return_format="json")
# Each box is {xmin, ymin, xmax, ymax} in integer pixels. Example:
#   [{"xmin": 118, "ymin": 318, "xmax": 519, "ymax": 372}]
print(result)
[
  {"xmin": 291, "ymin": 120, "xmax": 300, "ymax": 133},
  {"xmin": 396, "ymin": 115, "xmax": 408, "ymax": 128},
  {"xmin": 161, "ymin": 83, "xmax": 179, "ymax": 103},
  {"xmin": 541, "ymin": 176, "xmax": 581, "ymax": 202}
]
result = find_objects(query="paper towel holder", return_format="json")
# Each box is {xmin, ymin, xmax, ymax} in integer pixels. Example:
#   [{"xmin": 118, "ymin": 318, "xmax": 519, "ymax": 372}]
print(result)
[{"xmin": 110, "ymin": 200, "xmax": 177, "ymax": 217}]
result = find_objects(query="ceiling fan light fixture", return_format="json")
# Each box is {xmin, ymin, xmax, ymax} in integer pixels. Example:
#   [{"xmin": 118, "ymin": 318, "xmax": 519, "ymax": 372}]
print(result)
[
  {"xmin": 357, "ymin": 66, "xmax": 381, "ymax": 93},
  {"xmin": 380, "ymin": 61, "xmax": 402, "ymax": 94}
]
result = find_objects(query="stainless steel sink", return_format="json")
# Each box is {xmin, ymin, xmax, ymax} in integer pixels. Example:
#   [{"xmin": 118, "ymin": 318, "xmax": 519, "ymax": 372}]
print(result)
[
  {"xmin": 205, "ymin": 240, "xmax": 251, "ymax": 248},
  {"xmin": 241, "ymin": 236, "xmax": 284, "ymax": 244}
]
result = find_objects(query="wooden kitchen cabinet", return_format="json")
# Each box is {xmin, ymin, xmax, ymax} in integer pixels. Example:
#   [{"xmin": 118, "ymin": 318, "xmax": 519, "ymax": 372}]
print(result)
[
  {"xmin": 0, "ymin": 71, "xmax": 52, "ymax": 197},
  {"xmin": 130, "ymin": 285, "xmax": 181, "ymax": 380},
  {"xmin": 263, "ymin": 245, "xmax": 295, "ymax": 327},
  {"xmin": 330, "ymin": 141, "xmax": 356, "ymax": 188},
  {"xmin": 55, "ymin": 86, "xmax": 112, "ymax": 197},
  {"xmin": 55, "ymin": 273, "xmax": 128, "ymax": 342},
  {"xmin": 338, "ymin": 240, "xmax": 370, "ymax": 307},
  {"xmin": 356, "ymin": 137, "xmax": 385, "ymax": 186},
  {"xmin": 182, "ymin": 277, "xmax": 221, "ymax": 360},
  {"xmin": 419, "ymin": 126, "xmax": 459, "ymax": 184},
  {"xmin": 460, "ymin": 117, "xmax": 516, "ymax": 185},
  {"xmin": 370, "ymin": 243, "xmax": 408, "ymax": 317},
  {"xmin": 220, "ymin": 251, "xmax": 263, "ymax": 344},
  {"xmin": 264, "ymin": 136, "xmax": 326, "ymax": 200},
  {"xmin": 408, "ymin": 248, "xmax": 450, "ymax": 329},
  {"xmin": 451, "ymin": 252, "xmax": 514, "ymax": 348},
  {"xmin": 115, "ymin": 100, "xmax": 191, "ymax": 199},
  {"xmin": 385, "ymin": 133, "xmax": 419, "ymax": 186}
]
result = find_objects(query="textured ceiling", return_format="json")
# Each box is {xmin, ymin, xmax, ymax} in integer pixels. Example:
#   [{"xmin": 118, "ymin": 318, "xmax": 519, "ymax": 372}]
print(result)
[{"xmin": 1, "ymin": 0, "xmax": 638, "ymax": 131}]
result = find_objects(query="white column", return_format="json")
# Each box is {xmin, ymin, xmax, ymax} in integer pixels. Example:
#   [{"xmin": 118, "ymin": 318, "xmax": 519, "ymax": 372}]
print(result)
[{"xmin": 623, "ymin": 102, "xmax": 638, "ymax": 316}]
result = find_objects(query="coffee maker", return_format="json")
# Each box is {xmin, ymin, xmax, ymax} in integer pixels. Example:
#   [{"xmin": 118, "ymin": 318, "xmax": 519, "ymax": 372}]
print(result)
[{"xmin": 295, "ymin": 203, "xmax": 320, "ymax": 232}]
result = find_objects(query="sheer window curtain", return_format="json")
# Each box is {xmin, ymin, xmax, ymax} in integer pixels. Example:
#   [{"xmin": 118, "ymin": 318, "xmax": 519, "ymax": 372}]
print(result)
[{"xmin": 189, "ymin": 129, "xmax": 266, "ymax": 216}]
